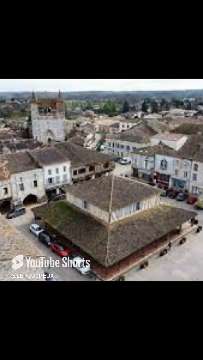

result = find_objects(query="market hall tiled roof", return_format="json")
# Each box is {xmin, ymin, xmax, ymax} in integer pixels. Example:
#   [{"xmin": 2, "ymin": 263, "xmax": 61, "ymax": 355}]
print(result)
[
  {"xmin": 66, "ymin": 175, "xmax": 161, "ymax": 212},
  {"xmin": 33, "ymin": 201, "xmax": 197, "ymax": 267}
]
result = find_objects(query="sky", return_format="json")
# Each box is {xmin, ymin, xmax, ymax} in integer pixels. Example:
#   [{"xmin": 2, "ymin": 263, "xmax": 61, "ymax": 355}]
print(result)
[{"xmin": 1, "ymin": 79, "xmax": 203, "ymax": 92}]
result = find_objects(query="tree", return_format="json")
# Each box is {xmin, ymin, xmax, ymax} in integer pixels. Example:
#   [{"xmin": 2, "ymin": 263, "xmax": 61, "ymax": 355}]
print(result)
[
  {"xmin": 151, "ymin": 100, "xmax": 159, "ymax": 113},
  {"xmin": 160, "ymin": 98, "xmax": 170, "ymax": 111},
  {"xmin": 141, "ymin": 100, "xmax": 148, "ymax": 113},
  {"xmin": 122, "ymin": 100, "xmax": 130, "ymax": 113},
  {"xmin": 102, "ymin": 101, "xmax": 117, "ymax": 116},
  {"xmin": 171, "ymin": 98, "xmax": 184, "ymax": 108}
]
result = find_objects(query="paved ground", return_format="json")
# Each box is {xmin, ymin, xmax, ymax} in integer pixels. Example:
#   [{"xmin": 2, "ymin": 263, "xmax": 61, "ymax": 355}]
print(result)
[
  {"xmin": 9, "ymin": 208, "xmax": 94, "ymax": 281},
  {"xmin": 126, "ymin": 197, "xmax": 203, "ymax": 281}
]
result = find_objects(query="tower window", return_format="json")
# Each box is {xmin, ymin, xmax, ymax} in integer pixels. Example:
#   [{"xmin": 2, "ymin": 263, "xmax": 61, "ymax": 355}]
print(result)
[
  {"xmin": 19, "ymin": 183, "xmax": 24, "ymax": 191},
  {"xmin": 3, "ymin": 187, "xmax": 8, "ymax": 195}
]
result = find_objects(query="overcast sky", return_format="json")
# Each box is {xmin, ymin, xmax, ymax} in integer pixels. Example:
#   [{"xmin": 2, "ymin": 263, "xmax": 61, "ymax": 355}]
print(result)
[{"xmin": 1, "ymin": 79, "xmax": 203, "ymax": 92}]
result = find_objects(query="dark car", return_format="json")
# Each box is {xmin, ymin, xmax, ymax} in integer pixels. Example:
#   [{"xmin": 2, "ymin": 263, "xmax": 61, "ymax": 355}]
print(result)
[
  {"xmin": 176, "ymin": 192, "xmax": 188, "ymax": 201},
  {"xmin": 168, "ymin": 189, "xmax": 179, "ymax": 199},
  {"xmin": 113, "ymin": 157, "xmax": 122, "ymax": 163},
  {"xmin": 38, "ymin": 231, "xmax": 53, "ymax": 247},
  {"xmin": 6, "ymin": 207, "xmax": 26, "ymax": 219}
]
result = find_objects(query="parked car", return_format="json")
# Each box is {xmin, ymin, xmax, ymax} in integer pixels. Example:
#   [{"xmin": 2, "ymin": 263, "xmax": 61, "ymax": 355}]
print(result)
[
  {"xmin": 38, "ymin": 231, "xmax": 52, "ymax": 247},
  {"xmin": 160, "ymin": 190, "xmax": 167, "ymax": 197},
  {"xmin": 195, "ymin": 198, "xmax": 203, "ymax": 210},
  {"xmin": 50, "ymin": 243, "xmax": 71, "ymax": 257},
  {"xmin": 168, "ymin": 189, "xmax": 180, "ymax": 199},
  {"xmin": 113, "ymin": 157, "xmax": 122, "ymax": 163},
  {"xmin": 119, "ymin": 157, "xmax": 131, "ymax": 165},
  {"xmin": 72, "ymin": 256, "xmax": 91, "ymax": 275},
  {"xmin": 29, "ymin": 224, "xmax": 44, "ymax": 237},
  {"xmin": 176, "ymin": 192, "xmax": 188, "ymax": 201},
  {"xmin": 187, "ymin": 195, "xmax": 198, "ymax": 205},
  {"xmin": 6, "ymin": 207, "xmax": 26, "ymax": 219}
]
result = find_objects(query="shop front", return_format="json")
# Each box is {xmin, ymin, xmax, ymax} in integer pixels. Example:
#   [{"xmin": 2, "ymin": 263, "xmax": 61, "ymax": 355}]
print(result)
[
  {"xmin": 155, "ymin": 172, "xmax": 170, "ymax": 189},
  {"xmin": 172, "ymin": 178, "xmax": 187, "ymax": 190}
]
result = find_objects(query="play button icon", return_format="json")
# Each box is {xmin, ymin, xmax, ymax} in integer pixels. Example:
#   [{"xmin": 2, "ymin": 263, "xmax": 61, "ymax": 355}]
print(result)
[{"xmin": 12, "ymin": 255, "xmax": 24, "ymax": 270}]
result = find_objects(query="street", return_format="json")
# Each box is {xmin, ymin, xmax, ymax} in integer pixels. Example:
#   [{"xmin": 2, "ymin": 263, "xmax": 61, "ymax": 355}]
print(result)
[
  {"xmin": 9, "ymin": 207, "xmax": 94, "ymax": 281},
  {"xmin": 125, "ymin": 197, "xmax": 203, "ymax": 281}
]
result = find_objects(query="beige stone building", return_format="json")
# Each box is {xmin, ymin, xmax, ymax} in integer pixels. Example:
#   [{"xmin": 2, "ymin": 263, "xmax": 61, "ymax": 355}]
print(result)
[{"xmin": 31, "ymin": 92, "xmax": 65, "ymax": 144}]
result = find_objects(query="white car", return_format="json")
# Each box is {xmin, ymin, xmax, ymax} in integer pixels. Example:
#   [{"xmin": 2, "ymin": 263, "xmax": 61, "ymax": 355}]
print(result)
[
  {"xmin": 72, "ymin": 256, "xmax": 91, "ymax": 275},
  {"xmin": 29, "ymin": 224, "xmax": 44, "ymax": 237},
  {"xmin": 119, "ymin": 157, "xmax": 131, "ymax": 165}
]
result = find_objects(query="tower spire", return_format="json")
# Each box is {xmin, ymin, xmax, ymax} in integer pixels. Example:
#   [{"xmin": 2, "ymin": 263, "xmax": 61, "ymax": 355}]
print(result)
[{"xmin": 58, "ymin": 89, "xmax": 62, "ymax": 99}]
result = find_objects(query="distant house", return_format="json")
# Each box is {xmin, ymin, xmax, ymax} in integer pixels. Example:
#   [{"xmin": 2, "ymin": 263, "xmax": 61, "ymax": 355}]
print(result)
[
  {"xmin": 151, "ymin": 133, "xmax": 188, "ymax": 151},
  {"xmin": 103, "ymin": 124, "xmax": 156, "ymax": 157}
]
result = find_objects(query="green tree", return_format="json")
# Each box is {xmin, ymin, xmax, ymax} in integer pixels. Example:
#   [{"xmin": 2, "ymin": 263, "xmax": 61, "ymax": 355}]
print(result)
[
  {"xmin": 141, "ymin": 100, "xmax": 148, "ymax": 113},
  {"xmin": 122, "ymin": 100, "xmax": 130, "ymax": 113},
  {"xmin": 160, "ymin": 98, "xmax": 170, "ymax": 111},
  {"xmin": 171, "ymin": 98, "xmax": 184, "ymax": 108},
  {"xmin": 102, "ymin": 101, "xmax": 117, "ymax": 116},
  {"xmin": 151, "ymin": 100, "xmax": 159, "ymax": 113}
]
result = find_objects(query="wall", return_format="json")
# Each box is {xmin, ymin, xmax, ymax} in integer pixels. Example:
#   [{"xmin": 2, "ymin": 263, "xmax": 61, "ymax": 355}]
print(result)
[
  {"xmin": 189, "ymin": 161, "xmax": 203, "ymax": 194},
  {"xmin": 132, "ymin": 153, "xmax": 155, "ymax": 173},
  {"xmin": 72, "ymin": 162, "xmax": 114, "ymax": 182},
  {"xmin": 66, "ymin": 192, "xmax": 109, "ymax": 222},
  {"xmin": 66, "ymin": 193, "xmax": 161, "ymax": 224},
  {"xmin": 0, "ymin": 179, "xmax": 12, "ymax": 200},
  {"xmin": 103, "ymin": 139, "xmax": 151, "ymax": 158},
  {"xmin": 10, "ymin": 168, "xmax": 45, "ymax": 203},
  {"xmin": 43, "ymin": 161, "xmax": 72, "ymax": 190},
  {"xmin": 31, "ymin": 103, "xmax": 65, "ymax": 144},
  {"xmin": 111, "ymin": 195, "xmax": 160, "ymax": 222},
  {"xmin": 151, "ymin": 135, "xmax": 188, "ymax": 151}
]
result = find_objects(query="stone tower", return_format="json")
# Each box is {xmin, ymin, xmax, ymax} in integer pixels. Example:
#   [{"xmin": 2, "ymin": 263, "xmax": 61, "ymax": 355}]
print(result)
[{"xmin": 31, "ymin": 91, "xmax": 65, "ymax": 144}]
